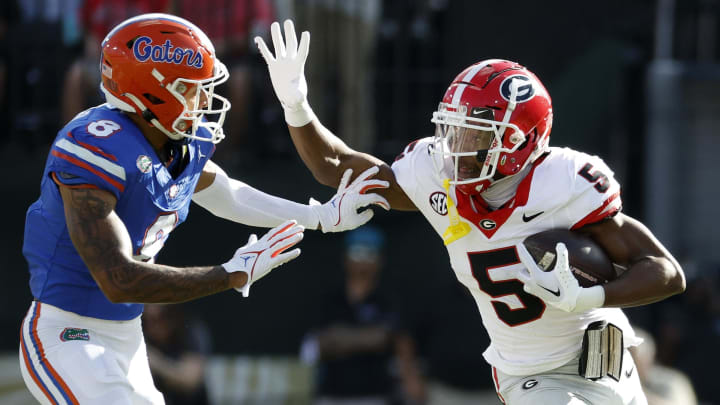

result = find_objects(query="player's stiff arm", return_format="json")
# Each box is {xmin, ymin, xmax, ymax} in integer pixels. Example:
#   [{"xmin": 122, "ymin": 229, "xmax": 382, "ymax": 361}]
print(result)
[
  {"xmin": 20, "ymin": 13, "xmax": 389, "ymax": 405},
  {"xmin": 256, "ymin": 20, "xmax": 686, "ymax": 405}
]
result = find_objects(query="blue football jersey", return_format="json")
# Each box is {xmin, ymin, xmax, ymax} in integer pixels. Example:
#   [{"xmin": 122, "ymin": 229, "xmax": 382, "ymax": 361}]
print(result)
[{"xmin": 23, "ymin": 104, "xmax": 215, "ymax": 320}]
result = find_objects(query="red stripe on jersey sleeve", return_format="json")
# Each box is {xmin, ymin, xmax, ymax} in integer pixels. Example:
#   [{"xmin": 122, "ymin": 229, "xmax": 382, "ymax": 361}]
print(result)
[
  {"xmin": 51, "ymin": 150, "xmax": 125, "ymax": 193},
  {"xmin": 66, "ymin": 132, "xmax": 118, "ymax": 161},
  {"xmin": 571, "ymin": 191, "xmax": 621, "ymax": 230}
]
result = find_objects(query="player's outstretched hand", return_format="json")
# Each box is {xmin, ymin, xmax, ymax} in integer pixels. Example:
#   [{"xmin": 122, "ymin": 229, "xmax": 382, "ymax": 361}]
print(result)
[
  {"xmin": 310, "ymin": 166, "xmax": 390, "ymax": 233},
  {"xmin": 516, "ymin": 242, "xmax": 605, "ymax": 312},
  {"xmin": 255, "ymin": 19, "xmax": 314, "ymax": 127},
  {"xmin": 223, "ymin": 220, "xmax": 304, "ymax": 297}
]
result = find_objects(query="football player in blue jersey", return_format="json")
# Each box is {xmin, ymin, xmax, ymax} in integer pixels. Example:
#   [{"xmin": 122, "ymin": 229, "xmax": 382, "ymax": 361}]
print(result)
[{"xmin": 19, "ymin": 14, "xmax": 389, "ymax": 405}]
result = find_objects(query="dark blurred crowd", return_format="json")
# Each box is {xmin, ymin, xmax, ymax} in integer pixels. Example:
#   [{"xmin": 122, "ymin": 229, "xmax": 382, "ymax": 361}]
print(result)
[
  {"xmin": 3, "ymin": 1, "xmax": 720, "ymax": 404},
  {"xmin": 0, "ymin": 0, "xmax": 281, "ymax": 168},
  {"xmin": 0, "ymin": 0, "xmax": 453, "ymax": 167}
]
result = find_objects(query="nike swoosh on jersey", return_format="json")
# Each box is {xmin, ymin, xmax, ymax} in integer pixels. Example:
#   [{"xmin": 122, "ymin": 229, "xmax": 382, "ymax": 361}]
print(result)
[
  {"xmin": 625, "ymin": 366, "xmax": 634, "ymax": 378},
  {"xmin": 522, "ymin": 211, "xmax": 544, "ymax": 222}
]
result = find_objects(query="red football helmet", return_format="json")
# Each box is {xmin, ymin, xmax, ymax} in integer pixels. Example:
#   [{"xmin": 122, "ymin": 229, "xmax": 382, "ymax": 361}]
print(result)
[
  {"xmin": 99, "ymin": 13, "xmax": 230, "ymax": 143},
  {"xmin": 431, "ymin": 59, "xmax": 553, "ymax": 195}
]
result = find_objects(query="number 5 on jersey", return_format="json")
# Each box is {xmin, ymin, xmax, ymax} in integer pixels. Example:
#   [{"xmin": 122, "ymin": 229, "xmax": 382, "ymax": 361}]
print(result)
[{"xmin": 469, "ymin": 247, "xmax": 546, "ymax": 327}]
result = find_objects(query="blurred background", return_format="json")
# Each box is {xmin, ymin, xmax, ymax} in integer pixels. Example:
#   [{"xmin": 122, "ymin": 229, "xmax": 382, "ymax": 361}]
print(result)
[{"xmin": 1, "ymin": 0, "xmax": 719, "ymax": 404}]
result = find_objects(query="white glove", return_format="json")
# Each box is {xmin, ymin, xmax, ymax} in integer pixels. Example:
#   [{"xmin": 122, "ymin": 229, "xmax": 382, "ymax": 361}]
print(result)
[
  {"xmin": 311, "ymin": 166, "xmax": 390, "ymax": 233},
  {"xmin": 223, "ymin": 220, "xmax": 304, "ymax": 297},
  {"xmin": 516, "ymin": 242, "xmax": 605, "ymax": 313},
  {"xmin": 255, "ymin": 19, "xmax": 314, "ymax": 127}
]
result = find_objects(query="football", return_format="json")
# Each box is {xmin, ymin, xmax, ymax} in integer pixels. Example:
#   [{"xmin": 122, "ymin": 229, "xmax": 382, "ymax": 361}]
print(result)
[{"xmin": 522, "ymin": 229, "xmax": 617, "ymax": 287}]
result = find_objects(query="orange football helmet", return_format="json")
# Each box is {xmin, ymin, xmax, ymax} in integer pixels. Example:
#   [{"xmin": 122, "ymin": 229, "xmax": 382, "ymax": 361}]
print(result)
[{"xmin": 100, "ymin": 13, "xmax": 230, "ymax": 143}]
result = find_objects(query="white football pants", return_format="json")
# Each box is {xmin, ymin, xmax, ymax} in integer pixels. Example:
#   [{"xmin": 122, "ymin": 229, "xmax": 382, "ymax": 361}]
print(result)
[
  {"xmin": 19, "ymin": 301, "xmax": 164, "ymax": 405},
  {"xmin": 491, "ymin": 349, "xmax": 647, "ymax": 405}
]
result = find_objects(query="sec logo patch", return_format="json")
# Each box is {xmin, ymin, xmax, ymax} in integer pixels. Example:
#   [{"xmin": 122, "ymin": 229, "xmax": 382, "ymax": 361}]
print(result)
[
  {"xmin": 136, "ymin": 155, "xmax": 152, "ymax": 173},
  {"xmin": 429, "ymin": 192, "xmax": 447, "ymax": 216}
]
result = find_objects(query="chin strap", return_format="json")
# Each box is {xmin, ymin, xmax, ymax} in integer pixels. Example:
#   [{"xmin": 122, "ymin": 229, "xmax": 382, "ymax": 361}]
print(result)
[{"xmin": 442, "ymin": 179, "xmax": 471, "ymax": 245}]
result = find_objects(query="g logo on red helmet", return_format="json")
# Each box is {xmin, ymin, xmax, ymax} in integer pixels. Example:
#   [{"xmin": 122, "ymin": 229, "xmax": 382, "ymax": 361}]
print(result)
[
  {"xmin": 133, "ymin": 36, "xmax": 203, "ymax": 68},
  {"xmin": 500, "ymin": 75, "xmax": 535, "ymax": 103}
]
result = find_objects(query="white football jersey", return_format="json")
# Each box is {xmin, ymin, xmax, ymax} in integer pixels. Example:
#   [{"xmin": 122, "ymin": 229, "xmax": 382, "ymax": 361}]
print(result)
[{"xmin": 391, "ymin": 138, "xmax": 641, "ymax": 376}]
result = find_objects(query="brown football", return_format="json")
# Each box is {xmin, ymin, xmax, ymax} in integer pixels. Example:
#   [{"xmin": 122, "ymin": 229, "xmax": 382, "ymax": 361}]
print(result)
[{"xmin": 522, "ymin": 229, "xmax": 617, "ymax": 287}]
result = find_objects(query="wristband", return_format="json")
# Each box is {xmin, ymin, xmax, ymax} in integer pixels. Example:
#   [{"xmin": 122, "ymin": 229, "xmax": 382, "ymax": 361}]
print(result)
[
  {"xmin": 284, "ymin": 100, "xmax": 315, "ymax": 127},
  {"xmin": 575, "ymin": 285, "xmax": 606, "ymax": 312}
]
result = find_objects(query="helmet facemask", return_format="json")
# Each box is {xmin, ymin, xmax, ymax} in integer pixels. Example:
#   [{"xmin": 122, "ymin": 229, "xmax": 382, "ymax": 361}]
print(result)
[
  {"xmin": 165, "ymin": 61, "xmax": 230, "ymax": 143},
  {"xmin": 431, "ymin": 104, "xmax": 526, "ymax": 194}
]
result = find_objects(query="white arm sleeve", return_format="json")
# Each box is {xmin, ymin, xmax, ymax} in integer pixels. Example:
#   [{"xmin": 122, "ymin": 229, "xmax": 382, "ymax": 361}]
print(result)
[{"xmin": 192, "ymin": 166, "xmax": 320, "ymax": 230}]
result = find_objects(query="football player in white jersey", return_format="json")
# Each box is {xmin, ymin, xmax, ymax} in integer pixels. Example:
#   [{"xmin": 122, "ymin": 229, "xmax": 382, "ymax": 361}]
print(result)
[{"xmin": 256, "ymin": 20, "xmax": 686, "ymax": 405}]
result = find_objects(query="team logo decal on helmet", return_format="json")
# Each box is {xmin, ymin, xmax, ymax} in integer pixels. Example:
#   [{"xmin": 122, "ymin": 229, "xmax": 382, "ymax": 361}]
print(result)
[
  {"xmin": 500, "ymin": 75, "xmax": 535, "ymax": 103},
  {"xmin": 133, "ymin": 36, "xmax": 203, "ymax": 68}
]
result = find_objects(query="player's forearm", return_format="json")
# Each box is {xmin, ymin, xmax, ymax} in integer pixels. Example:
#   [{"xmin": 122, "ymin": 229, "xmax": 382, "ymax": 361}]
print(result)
[
  {"xmin": 602, "ymin": 256, "xmax": 685, "ymax": 307},
  {"xmin": 95, "ymin": 259, "xmax": 243, "ymax": 304},
  {"xmin": 288, "ymin": 120, "xmax": 390, "ymax": 194},
  {"xmin": 61, "ymin": 186, "xmax": 246, "ymax": 303},
  {"xmin": 81, "ymin": 233, "xmax": 242, "ymax": 303},
  {"xmin": 288, "ymin": 120, "xmax": 353, "ymax": 187},
  {"xmin": 580, "ymin": 214, "xmax": 686, "ymax": 308},
  {"xmin": 193, "ymin": 165, "xmax": 319, "ymax": 229}
]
